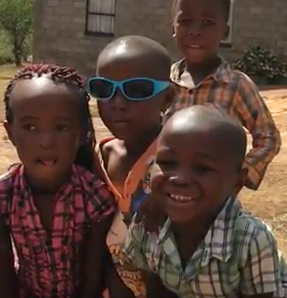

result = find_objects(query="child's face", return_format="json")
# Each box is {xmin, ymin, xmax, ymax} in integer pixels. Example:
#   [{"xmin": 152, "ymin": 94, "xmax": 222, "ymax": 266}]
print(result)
[
  {"xmin": 95, "ymin": 55, "xmax": 169, "ymax": 142},
  {"xmin": 5, "ymin": 77, "xmax": 82, "ymax": 189},
  {"xmin": 150, "ymin": 121, "xmax": 245, "ymax": 224},
  {"xmin": 173, "ymin": 0, "xmax": 228, "ymax": 65}
]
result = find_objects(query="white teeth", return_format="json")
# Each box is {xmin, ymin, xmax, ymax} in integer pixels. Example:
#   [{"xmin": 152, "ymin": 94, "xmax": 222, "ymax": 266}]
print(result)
[{"xmin": 169, "ymin": 194, "xmax": 193, "ymax": 202}]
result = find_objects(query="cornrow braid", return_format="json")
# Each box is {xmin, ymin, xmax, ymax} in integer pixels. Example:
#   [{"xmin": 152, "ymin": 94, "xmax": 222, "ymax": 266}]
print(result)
[{"xmin": 4, "ymin": 63, "xmax": 96, "ymax": 171}]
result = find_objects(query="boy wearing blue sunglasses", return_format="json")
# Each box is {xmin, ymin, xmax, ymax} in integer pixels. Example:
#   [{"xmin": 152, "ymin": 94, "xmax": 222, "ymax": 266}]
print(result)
[{"xmin": 87, "ymin": 35, "xmax": 175, "ymax": 298}]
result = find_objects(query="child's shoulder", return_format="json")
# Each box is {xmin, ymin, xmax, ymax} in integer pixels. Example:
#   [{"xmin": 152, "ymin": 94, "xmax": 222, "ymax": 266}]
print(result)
[
  {"xmin": 235, "ymin": 209, "xmax": 272, "ymax": 235},
  {"xmin": 225, "ymin": 68, "xmax": 258, "ymax": 89},
  {"xmin": 95, "ymin": 137, "xmax": 118, "ymax": 161},
  {"xmin": 0, "ymin": 164, "xmax": 21, "ymax": 187},
  {"xmin": 234, "ymin": 209, "xmax": 277, "ymax": 253},
  {"xmin": 73, "ymin": 165, "xmax": 107, "ymax": 189},
  {"xmin": 0, "ymin": 165, "xmax": 21, "ymax": 215}
]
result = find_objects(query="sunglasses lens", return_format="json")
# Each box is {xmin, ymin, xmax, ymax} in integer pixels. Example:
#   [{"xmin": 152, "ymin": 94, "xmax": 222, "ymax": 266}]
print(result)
[
  {"xmin": 123, "ymin": 79, "xmax": 154, "ymax": 99},
  {"xmin": 89, "ymin": 79, "xmax": 113, "ymax": 99}
]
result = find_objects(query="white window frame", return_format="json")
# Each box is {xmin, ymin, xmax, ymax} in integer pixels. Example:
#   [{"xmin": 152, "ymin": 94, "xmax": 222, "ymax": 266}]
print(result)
[
  {"xmin": 221, "ymin": 0, "xmax": 235, "ymax": 45},
  {"xmin": 85, "ymin": 0, "xmax": 116, "ymax": 36}
]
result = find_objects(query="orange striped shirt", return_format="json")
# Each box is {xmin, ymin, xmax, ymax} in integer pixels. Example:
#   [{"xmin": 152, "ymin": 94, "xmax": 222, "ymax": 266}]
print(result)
[{"xmin": 168, "ymin": 59, "xmax": 281, "ymax": 190}]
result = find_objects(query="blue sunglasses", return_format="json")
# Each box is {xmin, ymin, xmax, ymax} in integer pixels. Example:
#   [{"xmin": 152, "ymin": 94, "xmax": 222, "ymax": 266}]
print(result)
[{"xmin": 86, "ymin": 77, "xmax": 170, "ymax": 101}]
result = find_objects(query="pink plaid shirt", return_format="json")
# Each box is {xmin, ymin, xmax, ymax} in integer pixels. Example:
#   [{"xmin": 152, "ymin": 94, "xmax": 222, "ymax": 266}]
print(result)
[{"xmin": 0, "ymin": 164, "xmax": 116, "ymax": 298}]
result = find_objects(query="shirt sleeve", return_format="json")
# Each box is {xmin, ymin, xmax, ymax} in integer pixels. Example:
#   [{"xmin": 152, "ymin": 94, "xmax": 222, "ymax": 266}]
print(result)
[
  {"xmin": 240, "ymin": 227, "xmax": 281, "ymax": 296},
  {"xmin": 86, "ymin": 178, "xmax": 116, "ymax": 222},
  {"xmin": 122, "ymin": 215, "xmax": 149, "ymax": 271},
  {"xmin": 234, "ymin": 74, "xmax": 281, "ymax": 190}
]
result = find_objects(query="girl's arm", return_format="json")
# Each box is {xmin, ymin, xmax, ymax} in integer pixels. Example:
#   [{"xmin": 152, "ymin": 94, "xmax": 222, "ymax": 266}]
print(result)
[
  {"xmin": 81, "ymin": 177, "xmax": 117, "ymax": 298},
  {"xmin": 81, "ymin": 214, "xmax": 114, "ymax": 298},
  {"xmin": 0, "ymin": 221, "xmax": 18, "ymax": 298}
]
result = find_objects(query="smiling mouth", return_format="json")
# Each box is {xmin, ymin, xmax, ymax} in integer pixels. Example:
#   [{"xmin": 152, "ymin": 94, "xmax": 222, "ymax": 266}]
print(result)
[
  {"xmin": 169, "ymin": 194, "xmax": 196, "ymax": 202},
  {"xmin": 187, "ymin": 44, "xmax": 202, "ymax": 49},
  {"xmin": 36, "ymin": 159, "xmax": 57, "ymax": 166}
]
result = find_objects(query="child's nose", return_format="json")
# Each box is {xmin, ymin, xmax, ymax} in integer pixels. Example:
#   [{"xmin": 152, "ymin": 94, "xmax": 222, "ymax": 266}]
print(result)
[
  {"xmin": 188, "ymin": 23, "xmax": 202, "ymax": 36},
  {"xmin": 110, "ymin": 89, "xmax": 129, "ymax": 110},
  {"xmin": 39, "ymin": 132, "xmax": 55, "ymax": 148},
  {"xmin": 169, "ymin": 169, "xmax": 190, "ymax": 186}
]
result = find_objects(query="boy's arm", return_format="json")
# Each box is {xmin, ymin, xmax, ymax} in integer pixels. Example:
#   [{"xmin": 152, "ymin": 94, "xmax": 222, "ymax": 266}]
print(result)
[
  {"xmin": 123, "ymin": 217, "xmax": 177, "ymax": 298},
  {"xmin": 240, "ymin": 227, "xmax": 283, "ymax": 298},
  {"xmin": 234, "ymin": 75, "xmax": 281, "ymax": 190},
  {"xmin": 142, "ymin": 271, "xmax": 179, "ymax": 298},
  {"xmin": 0, "ymin": 221, "xmax": 18, "ymax": 298}
]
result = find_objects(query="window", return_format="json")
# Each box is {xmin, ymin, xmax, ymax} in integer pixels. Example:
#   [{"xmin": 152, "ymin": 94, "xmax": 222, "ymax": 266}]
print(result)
[
  {"xmin": 221, "ymin": 0, "xmax": 235, "ymax": 45},
  {"xmin": 86, "ymin": 0, "xmax": 116, "ymax": 36}
]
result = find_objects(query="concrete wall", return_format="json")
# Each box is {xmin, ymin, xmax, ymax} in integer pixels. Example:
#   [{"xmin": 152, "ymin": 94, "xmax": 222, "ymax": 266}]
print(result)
[{"xmin": 33, "ymin": 0, "xmax": 287, "ymax": 75}]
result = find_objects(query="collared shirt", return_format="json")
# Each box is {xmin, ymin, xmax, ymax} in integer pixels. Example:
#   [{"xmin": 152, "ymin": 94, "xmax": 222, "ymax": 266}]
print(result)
[
  {"xmin": 0, "ymin": 164, "xmax": 116, "ymax": 298},
  {"xmin": 168, "ymin": 59, "xmax": 281, "ymax": 190},
  {"xmin": 96, "ymin": 137, "xmax": 158, "ymax": 298},
  {"xmin": 123, "ymin": 198, "xmax": 287, "ymax": 298},
  {"xmin": 96, "ymin": 137, "xmax": 157, "ymax": 215}
]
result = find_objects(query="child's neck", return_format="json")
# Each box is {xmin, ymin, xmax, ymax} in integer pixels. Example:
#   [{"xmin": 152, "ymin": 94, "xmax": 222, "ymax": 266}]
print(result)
[
  {"xmin": 121, "ymin": 124, "xmax": 162, "ymax": 156},
  {"xmin": 185, "ymin": 55, "xmax": 221, "ymax": 84},
  {"xmin": 24, "ymin": 168, "xmax": 72, "ymax": 196},
  {"xmin": 172, "ymin": 217, "xmax": 212, "ymax": 241}
]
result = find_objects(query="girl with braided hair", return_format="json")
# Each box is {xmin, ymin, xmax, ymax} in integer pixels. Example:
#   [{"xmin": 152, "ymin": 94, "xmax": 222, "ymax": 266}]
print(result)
[{"xmin": 0, "ymin": 63, "xmax": 116, "ymax": 298}]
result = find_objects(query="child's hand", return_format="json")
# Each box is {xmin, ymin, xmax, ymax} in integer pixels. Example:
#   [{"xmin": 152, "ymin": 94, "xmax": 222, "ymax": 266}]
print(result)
[{"xmin": 136, "ymin": 192, "xmax": 167, "ymax": 234}]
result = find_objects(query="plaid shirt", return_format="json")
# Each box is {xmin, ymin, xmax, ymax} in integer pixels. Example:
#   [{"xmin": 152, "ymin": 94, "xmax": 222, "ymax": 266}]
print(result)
[
  {"xmin": 123, "ymin": 198, "xmax": 287, "ymax": 298},
  {"xmin": 169, "ymin": 59, "xmax": 281, "ymax": 190},
  {"xmin": 0, "ymin": 164, "xmax": 116, "ymax": 298}
]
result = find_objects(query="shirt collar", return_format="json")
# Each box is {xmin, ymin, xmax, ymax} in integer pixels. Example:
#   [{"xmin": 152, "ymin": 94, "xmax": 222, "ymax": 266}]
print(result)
[
  {"xmin": 14, "ymin": 164, "xmax": 81, "ymax": 200},
  {"xmin": 170, "ymin": 57, "xmax": 232, "ymax": 86},
  {"xmin": 156, "ymin": 197, "xmax": 241, "ymax": 263}
]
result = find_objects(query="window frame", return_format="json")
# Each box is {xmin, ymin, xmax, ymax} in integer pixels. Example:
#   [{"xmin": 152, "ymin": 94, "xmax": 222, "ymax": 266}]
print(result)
[
  {"xmin": 220, "ymin": 0, "xmax": 235, "ymax": 48},
  {"xmin": 85, "ymin": 0, "xmax": 116, "ymax": 37}
]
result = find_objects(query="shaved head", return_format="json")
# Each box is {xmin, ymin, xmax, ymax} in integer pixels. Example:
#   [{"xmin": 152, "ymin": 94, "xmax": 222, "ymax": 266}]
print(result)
[
  {"xmin": 162, "ymin": 105, "xmax": 247, "ymax": 168},
  {"xmin": 97, "ymin": 35, "xmax": 171, "ymax": 79}
]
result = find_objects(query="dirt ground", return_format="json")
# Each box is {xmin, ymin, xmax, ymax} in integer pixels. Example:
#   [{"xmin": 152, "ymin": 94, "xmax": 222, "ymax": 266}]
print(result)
[{"xmin": 0, "ymin": 85, "xmax": 287, "ymax": 256}]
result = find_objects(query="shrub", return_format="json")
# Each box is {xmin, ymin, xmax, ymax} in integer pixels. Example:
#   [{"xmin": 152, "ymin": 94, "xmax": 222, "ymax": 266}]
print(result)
[
  {"xmin": 234, "ymin": 45, "xmax": 287, "ymax": 85},
  {"xmin": 0, "ymin": 0, "xmax": 33, "ymax": 66}
]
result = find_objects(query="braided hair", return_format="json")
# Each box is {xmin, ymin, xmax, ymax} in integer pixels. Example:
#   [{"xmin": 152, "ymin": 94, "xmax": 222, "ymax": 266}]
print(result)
[{"xmin": 4, "ymin": 63, "xmax": 96, "ymax": 171}]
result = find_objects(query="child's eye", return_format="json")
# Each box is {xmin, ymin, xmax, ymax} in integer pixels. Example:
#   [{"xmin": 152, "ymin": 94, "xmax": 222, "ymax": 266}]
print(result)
[
  {"xmin": 192, "ymin": 164, "xmax": 215, "ymax": 174},
  {"xmin": 56, "ymin": 124, "xmax": 69, "ymax": 131},
  {"xmin": 203, "ymin": 19, "xmax": 214, "ymax": 26},
  {"xmin": 22, "ymin": 124, "xmax": 36, "ymax": 131},
  {"xmin": 178, "ymin": 19, "xmax": 192, "ymax": 25},
  {"xmin": 156, "ymin": 159, "xmax": 177, "ymax": 168}
]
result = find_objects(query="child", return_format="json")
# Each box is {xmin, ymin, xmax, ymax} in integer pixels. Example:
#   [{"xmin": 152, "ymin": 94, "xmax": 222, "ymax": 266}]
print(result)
[
  {"xmin": 122, "ymin": 105, "xmax": 287, "ymax": 298},
  {"xmin": 169, "ymin": 0, "xmax": 281, "ymax": 190},
  {"xmin": 0, "ymin": 64, "xmax": 116, "ymax": 298},
  {"xmin": 86, "ymin": 35, "xmax": 174, "ymax": 297}
]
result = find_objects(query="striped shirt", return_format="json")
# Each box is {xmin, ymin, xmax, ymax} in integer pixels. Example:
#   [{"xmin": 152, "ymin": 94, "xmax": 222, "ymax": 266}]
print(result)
[
  {"xmin": 0, "ymin": 164, "xmax": 116, "ymax": 298},
  {"xmin": 168, "ymin": 59, "xmax": 281, "ymax": 190},
  {"xmin": 122, "ymin": 198, "xmax": 287, "ymax": 298}
]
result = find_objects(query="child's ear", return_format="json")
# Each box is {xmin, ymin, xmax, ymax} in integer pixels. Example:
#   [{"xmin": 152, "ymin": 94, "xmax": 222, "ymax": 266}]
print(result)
[
  {"xmin": 172, "ymin": 26, "xmax": 176, "ymax": 39},
  {"xmin": 233, "ymin": 167, "xmax": 248, "ymax": 196},
  {"xmin": 3, "ymin": 120, "xmax": 15, "ymax": 146}
]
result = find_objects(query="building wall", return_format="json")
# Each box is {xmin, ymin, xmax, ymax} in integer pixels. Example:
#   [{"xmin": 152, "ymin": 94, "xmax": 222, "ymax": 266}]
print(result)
[{"xmin": 33, "ymin": 0, "xmax": 287, "ymax": 75}]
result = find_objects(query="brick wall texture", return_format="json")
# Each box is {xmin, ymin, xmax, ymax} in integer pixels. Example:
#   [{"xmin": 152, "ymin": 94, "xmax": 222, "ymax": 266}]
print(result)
[{"xmin": 33, "ymin": 0, "xmax": 287, "ymax": 75}]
